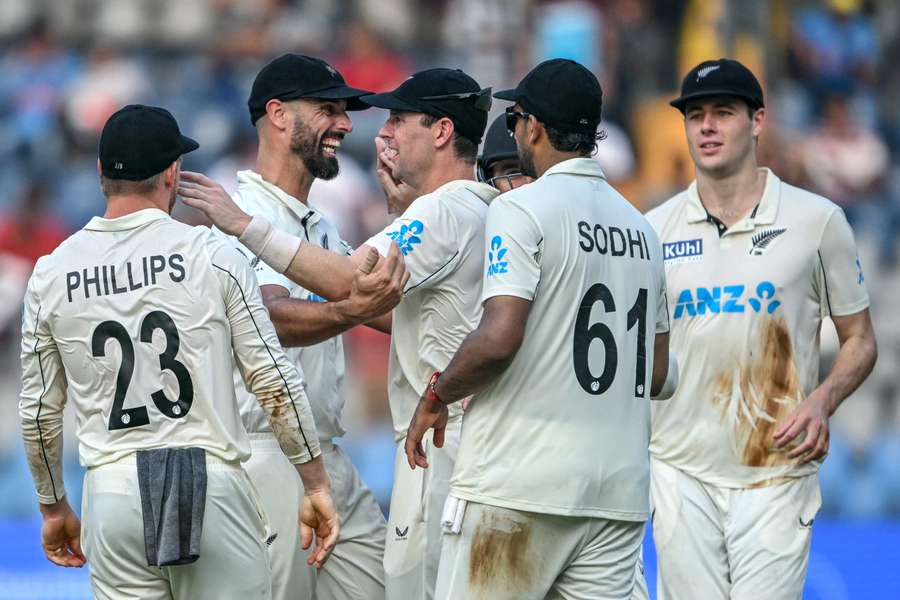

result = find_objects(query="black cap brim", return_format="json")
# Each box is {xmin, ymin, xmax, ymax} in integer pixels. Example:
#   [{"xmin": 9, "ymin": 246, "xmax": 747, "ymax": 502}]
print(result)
[
  {"xmin": 307, "ymin": 84, "xmax": 374, "ymax": 111},
  {"xmin": 180, "ymin": 134, "xmax": 200, "ymax": 154},
  {"xmin": 670, "ymin": 90, "xmax": 763, "ymax": 113},
  {"xmin": 360, "ymin": 92, "xmax": 425, "ymax": 113},
  {"xmin": 492, "ymin": 88, "xmax": 519, "ymax": 101}
]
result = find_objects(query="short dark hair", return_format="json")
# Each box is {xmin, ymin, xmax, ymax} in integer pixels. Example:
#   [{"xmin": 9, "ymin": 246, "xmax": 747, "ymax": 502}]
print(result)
[
  {"xmin": 545, "ymin": 125, "xmax": 606, "ymax": 156},
  {"xmin": 100, "ymin": 173, "xmax": 162, "ymax": 197},
  {"xmin": 419, "ymin": 114, "xmax": 478, "ymax": 165}
]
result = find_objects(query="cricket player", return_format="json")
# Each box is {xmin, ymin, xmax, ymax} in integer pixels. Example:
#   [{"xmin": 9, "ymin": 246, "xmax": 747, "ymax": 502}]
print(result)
[
  {"xmin": 19, "ymin": 105, "xmax": 341, "ymax": 600},
  {"xmin": 646, "ymin": 58, "xmax": 878, "ymax": 599},
  {"xmin": 181, "ymin": 54, "xmax": 407, "ymax": 600},
  {"xmin": 406, "ymin": 58, "xmax": 674, "ymax": 600},
  {"xmin": 180, "ymin": 66, "xmax": 497, "ymax": 600},
  {"xmin": 476, "ymin": 113, "xmax": 534, "ymax": 192}
]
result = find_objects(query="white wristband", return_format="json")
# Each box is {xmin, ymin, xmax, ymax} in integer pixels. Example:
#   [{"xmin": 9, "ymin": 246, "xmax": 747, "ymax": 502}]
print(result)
[
  {"xmin": 238, "ymin": 215, "xmax": 302, "ymax": 274},
  {"xmin": 652, "ymin": 352, "xmax": 679, "ymax": 400}
]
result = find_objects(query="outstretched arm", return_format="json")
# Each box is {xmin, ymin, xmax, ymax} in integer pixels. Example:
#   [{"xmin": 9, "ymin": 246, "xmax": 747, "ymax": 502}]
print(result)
[{"xmin": 179, "ymin": 171, "xmax": 406, "ymax": 327}]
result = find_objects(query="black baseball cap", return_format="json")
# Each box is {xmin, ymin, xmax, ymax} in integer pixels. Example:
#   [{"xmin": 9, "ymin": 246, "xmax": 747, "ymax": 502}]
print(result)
[
  {"xmin": 478, "ymin": 114, "xmax": 519, "ymax": 174},
  {"xmin": 361, "ymin": 68, "xmax": 492, "ymax": 144},
  {"xmin": 494, "ymin": 59, "xmax": 602, "ymax": 134},
  {"xmin": 248, "ymin": 54, "xmax": 372, "ymax": 124},
  {"xmin": 99, "ymin": 105, "xmax": 199, "ymax": 181},
  {"xmin": 670, "ymin": 58, "xmax": 764, "ymax": 113}
]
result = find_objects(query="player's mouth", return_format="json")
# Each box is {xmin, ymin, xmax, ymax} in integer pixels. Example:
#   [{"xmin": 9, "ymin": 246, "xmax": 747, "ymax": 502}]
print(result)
[
  {"xmin": 321, "ymin": 135, "xmax": 344, "ymax": 158},
  {"xmin": 699, "ymin": 141, "xmax": 723, "ymax": 155}
]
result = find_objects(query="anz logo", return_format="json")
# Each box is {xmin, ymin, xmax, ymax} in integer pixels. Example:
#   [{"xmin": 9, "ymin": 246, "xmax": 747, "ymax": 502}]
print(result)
[
  {"xmin": 674, "ymin": 281, "xmax": 782, "ymax": 319},
  {"xmin": 486, "ymin": 235, "xmax": 509, "ymax": 277},
  {"xmin": 386, "ymin": 220, "xmax": 424, "ymax": 255}
]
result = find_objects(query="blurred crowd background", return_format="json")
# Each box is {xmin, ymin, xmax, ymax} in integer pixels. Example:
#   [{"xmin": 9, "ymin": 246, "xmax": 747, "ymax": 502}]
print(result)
[{"xmin": 0, "ymin": 0, "xmax": 899, "ymax": 596}]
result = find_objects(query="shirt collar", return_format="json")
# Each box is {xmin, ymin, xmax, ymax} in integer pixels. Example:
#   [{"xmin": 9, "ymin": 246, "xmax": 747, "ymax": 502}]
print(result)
[
  {"xmin": 685, "ymin": 167, "xmax": 781, "ymax": 232},
  {"xmin": 430, "ymin": 179, "xmax": 500, "ymax": 205},
  {"xmin": 83, "ymin": 208, "xmax": 170, "ymax": 231},
  {"xmin": 542, "ymin": 157, "xmax": 607, "ymax": 180},
  {"xmin": 237, "ymin": 169, "xmax": 322, "ymax": 226}
]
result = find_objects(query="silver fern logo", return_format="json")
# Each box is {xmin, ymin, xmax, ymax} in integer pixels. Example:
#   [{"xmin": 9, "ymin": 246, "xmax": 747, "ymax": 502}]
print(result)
[
  {"xmin": 749, "ymin": 228, "xmax": 786, "ymax": 256},
  {"xmin": 696, "ymin": 65, "xmax": 720, "ymax": 81}
]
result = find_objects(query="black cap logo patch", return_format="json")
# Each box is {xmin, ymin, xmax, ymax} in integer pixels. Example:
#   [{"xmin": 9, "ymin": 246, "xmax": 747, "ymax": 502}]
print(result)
[{"xmin": 696, "ymin": 65, "xmax": 721, "ymax": 81}]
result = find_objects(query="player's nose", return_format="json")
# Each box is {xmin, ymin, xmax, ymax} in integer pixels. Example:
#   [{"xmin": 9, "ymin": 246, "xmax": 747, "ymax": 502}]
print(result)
[
  {"xmin": 378, "ymin": 121, "xmax": 394, "ymax": 139},
  {"xmin": 334, "ymin": 111, "xmax": 353, "ymax": 133}
]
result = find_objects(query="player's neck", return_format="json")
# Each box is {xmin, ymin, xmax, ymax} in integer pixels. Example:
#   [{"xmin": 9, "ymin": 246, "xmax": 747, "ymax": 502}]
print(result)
[
  {"xmin": 415, "ymin": 158, "xmax": 474, "ymax": 196},
  {"xmin": 533, "ymin": 150, "xmax": 586, "ymax": 178},
  {"xmin": 255, "ymin": 146, "xmax": 314, "ymax": 205},
  {"xmin": 104, "ymin": 195, "xmax": 168, "ymax": 219},
  {"xmin": 695, "ymin": 162, "xmax": 766, "ymax": 228}
]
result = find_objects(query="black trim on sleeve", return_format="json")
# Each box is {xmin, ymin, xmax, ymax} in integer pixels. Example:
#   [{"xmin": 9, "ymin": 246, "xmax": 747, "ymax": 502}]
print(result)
[
  {"xmin": 817, "ymin": 250, "xmax": 833, "ymax": 316},
  {"xmin": 403, "ymin": 250, "xmax": 460, "ymax": 294},
  {"xmin": 33, "ymin": 305, "xmax": 59, "ymax": 502},
  {"xmin": 213, "ymin": 264, "xmax": 315, "ymax": 458}
]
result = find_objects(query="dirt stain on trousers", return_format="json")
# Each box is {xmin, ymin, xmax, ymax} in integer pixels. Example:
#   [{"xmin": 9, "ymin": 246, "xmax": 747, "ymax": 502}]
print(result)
[{"xmin": 469, "ymin": 511, "xmax": 535, "ymax": 596}]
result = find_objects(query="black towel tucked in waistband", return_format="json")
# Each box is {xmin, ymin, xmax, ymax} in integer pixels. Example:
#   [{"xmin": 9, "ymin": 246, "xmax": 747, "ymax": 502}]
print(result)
[{"xmin": 136, "ymin": 447, "xmax": 207, "ymax": 567}]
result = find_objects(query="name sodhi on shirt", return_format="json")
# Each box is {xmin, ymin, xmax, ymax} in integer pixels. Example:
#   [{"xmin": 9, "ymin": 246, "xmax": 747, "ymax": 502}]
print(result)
[
  {"xmin": 577, "ymin": 221, "xmax": 652, "ymax": 261},
  {"xmin": 65, "ymin": 253, "xmax": 186, "ymax": 302}
]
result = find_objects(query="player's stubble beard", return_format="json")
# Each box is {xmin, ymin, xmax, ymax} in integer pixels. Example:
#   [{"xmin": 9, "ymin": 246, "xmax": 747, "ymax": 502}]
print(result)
[
  {"xmin": 290, "ymin": 119, "xmax": 341, "ymax": 180},
  {"xmin": 517, "ymin": 142, "xmax": 538, "ymax": 179}
]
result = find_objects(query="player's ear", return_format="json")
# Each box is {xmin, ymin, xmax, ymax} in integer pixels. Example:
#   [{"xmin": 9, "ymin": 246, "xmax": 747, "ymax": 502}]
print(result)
[
  {"xmin": 163, "ymin": 159, "xmax": 179, "ymax": 187},
  {"xmin": 751, "ymin": 107, "xmax": 765, "ymax": 140},
  {"xmin": 264, "ymin": 99, "xmax": 289, "ymax": 132},
  {"xmin": 433, "ymin": 117, "xmax": 455, "ymax": 150},
  {"xmin": 527, "ymin": 115, "xmax": 543, "ymax": 145},
  {"xmin": 96, "ymin": 158, "xmax": 102, "ymax": 175}
]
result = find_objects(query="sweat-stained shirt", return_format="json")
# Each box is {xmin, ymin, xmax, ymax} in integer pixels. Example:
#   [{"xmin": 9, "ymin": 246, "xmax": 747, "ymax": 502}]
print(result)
[{"xmin": 646, "ymin": 168, "xmax": 869, "ymax": 488}]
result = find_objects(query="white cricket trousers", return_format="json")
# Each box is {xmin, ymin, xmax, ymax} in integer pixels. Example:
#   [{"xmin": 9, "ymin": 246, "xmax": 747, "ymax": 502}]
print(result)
[
  {"xmin": 650, "ymin": 457, "xmax": 821, "ymax": 600},
  {"xmin": 244, "ymin": 434, "xmax": 386, "ymax": 600},
  {"xmin": 81, "ymin": 452, "xmax": 272, "ymax": 600},
  {"xmin": 435, "ymin": 500, "xmax": 646, "ymax": 599},
  {"xmin": 384, "ymin": 418, "xmax": 461, "ymax": 600}
]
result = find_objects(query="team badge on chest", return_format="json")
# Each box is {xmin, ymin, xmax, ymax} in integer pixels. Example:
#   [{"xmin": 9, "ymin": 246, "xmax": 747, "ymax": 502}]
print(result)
[{"xmin": 749, "ymin": 228, "xmax": 786, "ymax": 256}]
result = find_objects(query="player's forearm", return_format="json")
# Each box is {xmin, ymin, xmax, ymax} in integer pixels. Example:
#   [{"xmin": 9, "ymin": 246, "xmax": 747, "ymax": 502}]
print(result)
[
  {"xmin": 254, "ymin": 379, "xmax": 322, "ymax": 464},
  {"xmin": 818, "ymin": 330, "xmax": 877, "ymax": 416},
  {"xmin": 365, "ymin": 311, "xmax": 393, "ymax": 334},
  {"xmin": 434, "ymin": 327, "xmax": 520, "ymax": 404},
  {"xmin": 285, "ymin": 243, "xmax": 356, "ymax": 301},
  {"xmin": 239, "ymin": 215, "xmax": 355, "ymax": 300},
  {"xmin": 294, "ymin": 455, "xmax": 331, "ymax": 493},
  {"xmin": 20, "ymin": 417, "xmax": 66, "ymax": 504},
  {"xmin": 267, "ymin": 297, "xmax": 366, "ymax": 346}
]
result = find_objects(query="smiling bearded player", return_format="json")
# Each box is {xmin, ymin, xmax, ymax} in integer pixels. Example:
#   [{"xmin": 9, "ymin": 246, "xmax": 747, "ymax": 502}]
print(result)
[{"xmin": 180, "ymin": 54, "xmax": 405, "ymax": 600}]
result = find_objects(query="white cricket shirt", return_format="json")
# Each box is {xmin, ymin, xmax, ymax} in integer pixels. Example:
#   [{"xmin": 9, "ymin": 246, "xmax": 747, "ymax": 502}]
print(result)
[
  {"xmin": 646, "ymin": 168, "xmax": 870, "ymax": 488},
  {"xmin": 19, "ymin": 209, "xmax": 318, "ymax": 503},
  {"xmin": 228, "ymin": 170, "xmax": 351, "ymax": 441},
  {"xmin": 365, "ymin": 180, "xmax": 499, "ymax": 441},
  {"xmin": 449, "ymin": 158, "xmax": 669, "ymax": 520}
]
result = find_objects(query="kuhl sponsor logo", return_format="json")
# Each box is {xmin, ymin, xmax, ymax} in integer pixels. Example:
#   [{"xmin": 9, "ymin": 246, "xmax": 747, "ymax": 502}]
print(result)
[{"xmin": 663, "ymin": 239, "xmax": 703, "ymax": 264}]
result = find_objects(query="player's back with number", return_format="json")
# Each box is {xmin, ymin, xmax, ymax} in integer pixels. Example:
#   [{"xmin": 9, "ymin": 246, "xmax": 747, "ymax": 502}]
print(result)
[
  {"xmin": 32, "ymin": 214, "xmax": 252, "ymax": 466},
  {"xmin": 454, "ymin": 158, "xmax": 667, "ymax": 518}
]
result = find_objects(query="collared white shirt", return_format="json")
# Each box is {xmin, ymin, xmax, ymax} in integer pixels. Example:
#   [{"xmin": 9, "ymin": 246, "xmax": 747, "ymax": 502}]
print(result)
[
  {"xmin": 19, "ymin": 209, "xmax": 317, "ymax": 502},
  {"xmin": 646, "ymin": 168, "xmax": 870, "ymax": 488},
  {"xmin": 450, "ymin": 158, "xmax": 669, "ymax": 520},
  {"xmin": 227, "ymin": 170, "xmax": 352, "ymax": 441},
  {"xmin": 365, "ymin": 180, "xmax": 499, "ymax": 441}
]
